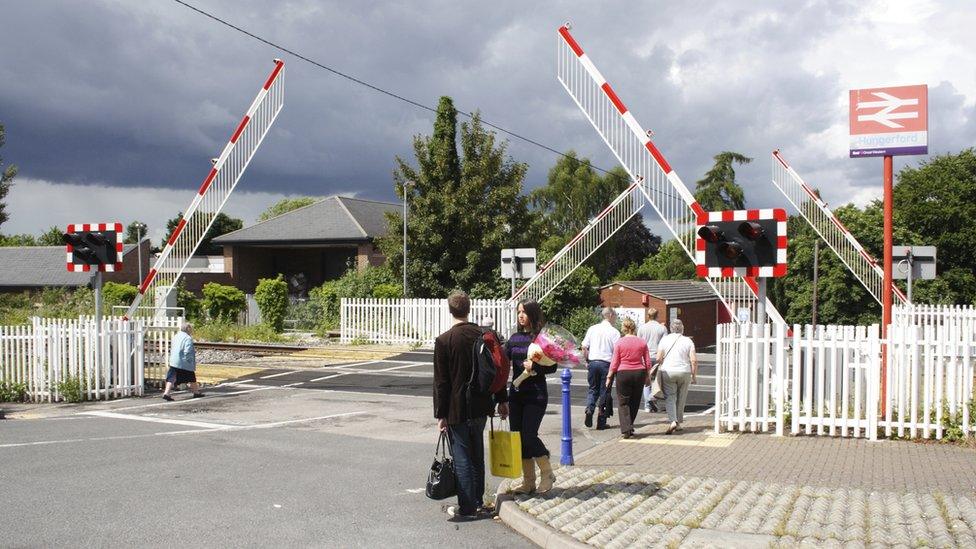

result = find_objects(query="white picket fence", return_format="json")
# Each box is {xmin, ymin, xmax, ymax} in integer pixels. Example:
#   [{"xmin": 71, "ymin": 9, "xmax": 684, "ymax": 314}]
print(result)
[
  {"xmin": 340, "ymin": 298, "xmax": 517, "ymax": 345},
  {"xmin": 1, "ymin": 318, "xmax": 145, "ymax": 402},
  {"xmin": 0, "ymin": 316, "xmax": 184, "ymax": 401},
  {"xmin": 716, "ymin": 305, "xmax": 975, "ymax": 440}
]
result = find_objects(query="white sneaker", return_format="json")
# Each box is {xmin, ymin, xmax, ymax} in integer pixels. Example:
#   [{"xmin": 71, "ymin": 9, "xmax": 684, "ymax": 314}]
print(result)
[{"xmin": 446, "ymin": 505, "xmax": 477, "ymax": 521}]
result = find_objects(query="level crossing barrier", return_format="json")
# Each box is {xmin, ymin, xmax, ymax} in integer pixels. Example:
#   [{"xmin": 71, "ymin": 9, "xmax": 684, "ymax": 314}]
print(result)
[
  {"xmin": 521, "ymin": 25, "xmax": 784, "ymax": 327},
  {"xmin": 126, "ymin": 60, "xmax": 284, "ymax": 318},
  {"xmin": 771, "ymin": 150, "xmax": 907, "ymax": 305}
]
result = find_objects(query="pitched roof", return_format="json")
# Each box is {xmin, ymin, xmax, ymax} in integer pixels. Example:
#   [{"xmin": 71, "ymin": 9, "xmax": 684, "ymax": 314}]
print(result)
[
  {"xmin": 0, "ymin": 244, "xmax": 139, "ymax": 288},
  {"xmin": 212, "ymin": 196, "xmax": 398, "ymax": 246},
  {"xmin": 602, "ymin": 280, "xmax": 718, "ymax": 304}
]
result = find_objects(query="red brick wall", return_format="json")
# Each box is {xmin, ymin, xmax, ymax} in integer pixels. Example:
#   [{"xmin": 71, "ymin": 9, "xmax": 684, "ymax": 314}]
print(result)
[
  {"xmin": 104, "ymin": 239, "xmax": 152, "ymax": 286},
  {"xmin": 599, "ymin": 284, "xmax": 717, "ymax": 348}
]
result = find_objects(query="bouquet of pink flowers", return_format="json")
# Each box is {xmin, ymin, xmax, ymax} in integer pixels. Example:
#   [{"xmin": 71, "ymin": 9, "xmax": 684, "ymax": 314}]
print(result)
[{"xmin": 514, "ymin": 324, "xmax": 583, "ymax": 387}]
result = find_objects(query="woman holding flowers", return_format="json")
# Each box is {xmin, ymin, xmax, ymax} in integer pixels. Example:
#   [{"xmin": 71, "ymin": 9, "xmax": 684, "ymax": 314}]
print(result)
[{"xmin": 504, "ymin": 300, "xmax": 558, "ymax": 494}]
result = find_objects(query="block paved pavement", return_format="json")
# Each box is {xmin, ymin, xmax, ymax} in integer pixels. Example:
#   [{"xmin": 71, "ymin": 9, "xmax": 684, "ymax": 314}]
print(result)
[{"xmin": 502, "ymin": 413, "xmax": 976, "ymax": 547}]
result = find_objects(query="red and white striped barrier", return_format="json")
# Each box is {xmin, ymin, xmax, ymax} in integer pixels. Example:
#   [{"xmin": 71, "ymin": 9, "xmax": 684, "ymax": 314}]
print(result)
[
  {"xmin": 125, "ymin": 60, "xmax": 284, "ymax": 318},
  {"xmin": 772, "ymin": 150, "xmax": 907, "ymax": 304},
  {"xmin": 534, "ymin": 24, "xmax": 784, "ymax": 325}
]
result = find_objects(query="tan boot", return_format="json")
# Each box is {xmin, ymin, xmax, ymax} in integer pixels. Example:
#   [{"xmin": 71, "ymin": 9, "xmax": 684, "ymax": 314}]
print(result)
[
  {"xmin": 512, "ymin": 459, "xmax": 536, "ymax": 494},
  {"xmin": 535, "ymin": 456, "xmax": 556, "ymax": 493}
]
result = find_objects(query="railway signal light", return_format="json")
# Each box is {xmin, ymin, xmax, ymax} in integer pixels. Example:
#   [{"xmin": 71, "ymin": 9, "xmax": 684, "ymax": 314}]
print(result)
[
  {"xmin": 695, "ymin": 209, "xmax": 788, "ymax": 278},
  {"xmin": 64, "ymin": 223, "xmax": 124, "ymax": 272}
]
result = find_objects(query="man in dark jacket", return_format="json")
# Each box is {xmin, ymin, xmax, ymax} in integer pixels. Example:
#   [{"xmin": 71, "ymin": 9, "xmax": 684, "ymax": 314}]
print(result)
[{"xmin": 433, "ymin": 291, "xmax": 508, "ymax": 520}]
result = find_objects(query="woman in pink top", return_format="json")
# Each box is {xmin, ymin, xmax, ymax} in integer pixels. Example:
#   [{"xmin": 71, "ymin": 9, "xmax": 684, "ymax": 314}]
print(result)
[{"xmin": 604, "ymin": 317, "xmax": 652, "ymax": 438}]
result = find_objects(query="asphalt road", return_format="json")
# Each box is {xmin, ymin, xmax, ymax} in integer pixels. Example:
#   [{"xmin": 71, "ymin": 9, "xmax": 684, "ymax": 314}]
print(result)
[{"xmin": 0, "ymin": 350, "xmax": 715, "ymax": 547}]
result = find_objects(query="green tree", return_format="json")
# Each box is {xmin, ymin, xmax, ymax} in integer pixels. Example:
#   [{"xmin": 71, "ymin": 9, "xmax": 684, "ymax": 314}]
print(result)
[
  {"xmin": 164, "ymin": 212, "xmax": 242, "ymax": 256},
  {"xmin": 615, "ymin": 239, "xmax": 696, "ymax": 281},
  {"xmin": 693, "ymin": 151, "xmax": 750, "ymax": 211},
  {"xmin": 37, "ymin": 226, "xmax": 63, "ymax": 246},
  {"xmin": 258, "ymin": 197, "xmax": 318, "ymax": 222},
  {"xmin": 894, "ymin": 148, "xmax": 976, "ymax": 304},
  {"xmin": 0, "ymin": 233, "xmax": 36, "ymax": 246},
  {"xmin": 532, "ymin": 156, "xmax": 660, "ymax": 282},
  {"xmin": 254, "ymin": 275, "xmax": 289, "ymax": 332},
  {"xmin": 377, "ymin": 97, "xmax": 533, "ymax": 297},
  {"xmin": 0, "ymin": 123, "xmax": 18, "ymax": 230},
  {"xmin": 124, "ymin": 221, "xmax": 148, "ymax": 245}
]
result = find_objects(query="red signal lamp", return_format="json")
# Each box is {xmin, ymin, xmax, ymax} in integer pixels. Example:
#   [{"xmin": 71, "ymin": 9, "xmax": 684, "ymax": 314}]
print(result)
[
  {"xmin": 697, "ymin": 225, "xmax": 724, "ymax": 243},
  {"xmin": 718, "ymin": 241, "xmax": 744, "ymax": 260},
  {"xmin": 738, "ymin": 221, "xmax": 765, "ymax": 241}
]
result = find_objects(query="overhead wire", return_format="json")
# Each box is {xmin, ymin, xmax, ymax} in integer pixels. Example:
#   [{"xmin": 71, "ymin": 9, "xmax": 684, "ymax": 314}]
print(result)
[{"xmin": 170, "ymin": 0, "xmax": 685, "ymax": 199}]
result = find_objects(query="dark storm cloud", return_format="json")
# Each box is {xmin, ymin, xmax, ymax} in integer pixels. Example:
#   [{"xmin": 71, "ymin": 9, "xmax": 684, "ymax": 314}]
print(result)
[{"xmin": 1, "ymin": 0, "xmax": 973, "ymax": 237}]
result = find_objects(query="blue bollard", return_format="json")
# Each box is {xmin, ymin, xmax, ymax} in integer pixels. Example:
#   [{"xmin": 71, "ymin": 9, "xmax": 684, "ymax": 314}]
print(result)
[{"xmin": 560, "ymin": 366, "xmax": 574, "ymax": 465}]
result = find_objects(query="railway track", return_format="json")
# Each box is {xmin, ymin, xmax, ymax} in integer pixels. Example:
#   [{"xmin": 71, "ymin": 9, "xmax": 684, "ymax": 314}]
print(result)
[{"xmin": 194, "ymin": 341, "xmax": 311, "ymax": 355}]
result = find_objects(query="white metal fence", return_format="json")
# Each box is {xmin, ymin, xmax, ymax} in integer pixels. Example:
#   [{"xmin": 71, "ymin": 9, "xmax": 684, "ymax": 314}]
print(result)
[
  {"xmin": 340, "ymin": 298, "xmax": 517, "ymax": 346},
  {"xmin": 716, "ymin": 305, "xmax": 975, "ymax": 440},
  {"xmin": 1, "ymin": 318, "xmax": 145, "ymax": 401}
]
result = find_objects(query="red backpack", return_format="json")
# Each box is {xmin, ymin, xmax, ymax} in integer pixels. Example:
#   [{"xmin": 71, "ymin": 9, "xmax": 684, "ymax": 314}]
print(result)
[{"xmin": 469, "ymin": 328, "xmax": 511, "ymax": 398}]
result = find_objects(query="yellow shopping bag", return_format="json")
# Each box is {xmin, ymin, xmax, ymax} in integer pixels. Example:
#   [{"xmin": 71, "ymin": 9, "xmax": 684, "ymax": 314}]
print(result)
[{"xmin": 488, "ymin": 418, "xmax": 522, "ymax": 478}]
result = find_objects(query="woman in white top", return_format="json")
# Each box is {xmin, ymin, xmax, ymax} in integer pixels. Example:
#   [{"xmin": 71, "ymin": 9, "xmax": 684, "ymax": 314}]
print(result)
[{"xmin": 655, "ymin": 319, "xmax": 697, "ymax": 434}]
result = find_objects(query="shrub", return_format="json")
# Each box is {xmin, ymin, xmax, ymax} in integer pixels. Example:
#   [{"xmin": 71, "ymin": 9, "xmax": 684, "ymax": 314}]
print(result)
[
  {"xmin": 102, "ymin": 282, "xmax": 138, "ymax": 311},
  {"xmin": 561, "ymin": 306, "xmax": 601, "ymax": 341},
  {"xmin": 56, "ymin": 376, "xmax": 84, "ymax": 403},
  {"xmin": 372, "ymin": 283, "xmax": 403, "ymax": 299},
  {"xmin": 201, "ymin": 283, "xmax": 246, "ymax": 322},
  {"xmin": 309, "ymin": 281, "xmax": 340, "ymax": 332},
  {"xmin": 254, "ymin": 275, "xmax": 289, "ymax": 332},
  {"xmin": 176, "ymin": 283, "xmax": 202, "ymax": 320},
  {"xmin": 308, "ymin": 265, "xmax": 400, "ymax": 333},
  {"xmin": 0, "ymin": 381, "xmax": 28, "ymax": 402}
]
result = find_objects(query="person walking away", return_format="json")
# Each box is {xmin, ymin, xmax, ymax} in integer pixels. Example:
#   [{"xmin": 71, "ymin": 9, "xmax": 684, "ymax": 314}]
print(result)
[
  {"xmin": 605, "ymin": 318, "xmax": 652, "ymax": 439},
  {"xmin": 656, "ymin": 319, "xmax": 697, "ymax": 434},
  {"xmin": 581, "ymin": 308, "xmax": 620, "ymax": 430},
  {"xmin": 162, "ymin": 323, "xmax": 203, "ymax": 401},
  {"xmin": 637, "ymin": 308, "xmax": 668, "ymax": 413},
  {"xmin": 433, "ymin": 291, "xmax": 508, "ymax": 520},
  {"xmin": 504, "ymin": 300, "xmax": 557, "ymax": 494}
]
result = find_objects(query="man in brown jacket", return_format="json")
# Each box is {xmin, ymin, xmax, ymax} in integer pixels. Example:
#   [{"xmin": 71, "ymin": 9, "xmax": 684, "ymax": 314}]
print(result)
[{"xmin": 433, "ymin": 291, "xmax": 508, "ymax": 520}]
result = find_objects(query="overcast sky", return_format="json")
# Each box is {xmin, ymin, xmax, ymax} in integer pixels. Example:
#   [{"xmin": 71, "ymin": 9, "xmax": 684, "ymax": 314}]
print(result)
[{"xmin": 1, "ymin": 0, "xmax": 974, "ymax": 244}]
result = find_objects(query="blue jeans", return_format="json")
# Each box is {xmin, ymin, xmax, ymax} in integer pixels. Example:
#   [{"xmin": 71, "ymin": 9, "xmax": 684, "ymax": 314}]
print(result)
[
  {"xmin": 586, "ymin": 360, "xmax": 613, "ymax": 418},
  {"xmin": 448, "ymin": 416, "xmax": 487, "ymax": 515}
]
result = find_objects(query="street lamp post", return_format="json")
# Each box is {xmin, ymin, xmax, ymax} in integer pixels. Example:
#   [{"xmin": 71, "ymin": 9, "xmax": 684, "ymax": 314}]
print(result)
[
  {"xmin": 402, "ymin": 181, "xmax": 412, "ymax": 298},
  {"xmin": 135, "ymin": 223, "xmax": 146, "ymax": 286}
]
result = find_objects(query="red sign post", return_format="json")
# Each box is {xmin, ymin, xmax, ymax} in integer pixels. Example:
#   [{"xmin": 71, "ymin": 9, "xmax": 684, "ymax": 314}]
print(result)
[{"xmin": 849, "ymin": 84, "xmax": 928, "ymax": 414}]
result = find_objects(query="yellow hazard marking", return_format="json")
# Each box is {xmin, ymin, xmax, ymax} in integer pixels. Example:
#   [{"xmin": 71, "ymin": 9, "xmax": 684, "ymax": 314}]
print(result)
[{"xmin": 621, "ymin": 433, "xmax": 738, "ymax": 448}]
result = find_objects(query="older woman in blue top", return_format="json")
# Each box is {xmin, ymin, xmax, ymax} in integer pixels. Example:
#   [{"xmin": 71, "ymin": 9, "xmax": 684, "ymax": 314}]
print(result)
[{"xmin": 162, "ymin": 323, "xmax": 204, "ymax": 401}]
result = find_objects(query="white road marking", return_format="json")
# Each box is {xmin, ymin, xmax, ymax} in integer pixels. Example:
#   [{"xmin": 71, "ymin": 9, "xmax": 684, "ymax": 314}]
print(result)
[
  {"xmin": 260, "ymin": 370, "xmax": 301, "ymax": 379},
  {"xmin": 81, "ymin": 410, "xmax": 232, "ymax": 429},
  {"xmin": 2, "ymin": 411, "xmax": 369, "ymax": 448}
]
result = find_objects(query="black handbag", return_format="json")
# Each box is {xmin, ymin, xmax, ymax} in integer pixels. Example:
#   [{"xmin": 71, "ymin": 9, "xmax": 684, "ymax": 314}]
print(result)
[{"xmin": 425, "ymin": 431, "xmax": 457, "ymax": 500}]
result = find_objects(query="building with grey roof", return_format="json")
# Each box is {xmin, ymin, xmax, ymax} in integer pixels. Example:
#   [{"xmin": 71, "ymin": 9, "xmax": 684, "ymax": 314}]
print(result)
[
  {"xmin": 599, "ymin": 280, "xmax": 727, "ymax": 348},
  {"xmin": 0, "ymin": 241, "xmax": 150, "ymax": 293},
  {"xmin": 211, "ymin": 195, "xmax": 398, "ymax": 294}
]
